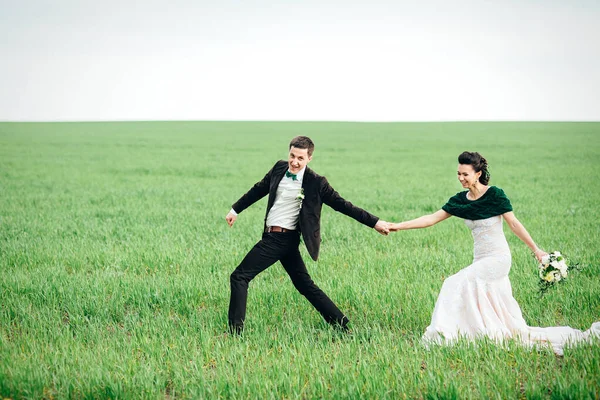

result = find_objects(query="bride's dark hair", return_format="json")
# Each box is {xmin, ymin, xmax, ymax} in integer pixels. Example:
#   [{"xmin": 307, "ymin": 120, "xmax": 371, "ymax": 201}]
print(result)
[{"xmin": 458, "ymin": 151, "xmax": 490, "ymax": 185}]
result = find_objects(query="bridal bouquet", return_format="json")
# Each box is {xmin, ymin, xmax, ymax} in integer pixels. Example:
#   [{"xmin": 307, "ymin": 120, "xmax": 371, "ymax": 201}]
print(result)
[{"xmin": 538, "ymin": 251, "xmax": 580, "ymax": 295}]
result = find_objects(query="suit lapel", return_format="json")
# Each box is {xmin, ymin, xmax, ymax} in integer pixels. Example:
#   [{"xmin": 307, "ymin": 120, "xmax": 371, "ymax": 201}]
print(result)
[
  {"xmin": 299, "ymin": 167, "xmax": 315, "ymax": 217},
  {"xmin": 302, "ymin": 167, "xmax": 312, "ymax": 192}
]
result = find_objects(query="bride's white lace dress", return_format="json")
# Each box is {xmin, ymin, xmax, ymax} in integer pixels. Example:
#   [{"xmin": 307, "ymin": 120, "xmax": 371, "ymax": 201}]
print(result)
[{"xmin": 423, "ymin": 215, "xmax": 599, "ymax": 355}]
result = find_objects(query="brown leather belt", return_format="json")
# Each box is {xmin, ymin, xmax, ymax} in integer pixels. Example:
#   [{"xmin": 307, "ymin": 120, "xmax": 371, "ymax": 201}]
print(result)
[{"xmin": 265, "ymin": 226, "xmax": 292, "ymax": 233}]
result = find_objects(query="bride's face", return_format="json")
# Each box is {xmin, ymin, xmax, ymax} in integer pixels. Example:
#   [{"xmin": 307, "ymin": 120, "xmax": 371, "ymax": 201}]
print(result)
[{"xmin": 457, "ymin": 164, "xmax": 481, "ymax": 189}]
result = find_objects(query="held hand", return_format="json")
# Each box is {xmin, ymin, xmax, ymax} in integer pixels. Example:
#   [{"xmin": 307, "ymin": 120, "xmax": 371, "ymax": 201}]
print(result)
[
  {"xmin": 534, "ymin": 248, "xmax": 548, "ymax": 262},
  {"xmin": 388, "ymin": 223, "xmax": 402, "ymax": 232},
  {"xmin": 374, "ymin": 220, "xmax": 390, "ymax": 236},
  {"xmin": 225, "ymin": 212, "xmax": 237, "ymax": 227}
]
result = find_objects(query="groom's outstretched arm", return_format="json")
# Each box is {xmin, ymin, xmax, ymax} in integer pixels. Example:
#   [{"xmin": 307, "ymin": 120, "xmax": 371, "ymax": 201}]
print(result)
[
  {"xmin": 227, "ymin": 162, "xmax": 280, "ymax": 226},
  {"xmin": 319, "ymin": 177, "xmax": 389, "ymax": 235}
]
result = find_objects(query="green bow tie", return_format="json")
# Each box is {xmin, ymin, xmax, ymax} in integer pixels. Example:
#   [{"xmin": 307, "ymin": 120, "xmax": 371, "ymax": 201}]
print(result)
[{"xmin": 285, "ymin": 170, "xmax": 298, "ymax": 181}]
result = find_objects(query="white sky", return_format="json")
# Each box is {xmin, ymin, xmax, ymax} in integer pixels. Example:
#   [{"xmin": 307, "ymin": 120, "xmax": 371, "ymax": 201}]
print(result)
[{"xmin": 1, "ymin": 0, "xmax": 599, "ymax": 121}]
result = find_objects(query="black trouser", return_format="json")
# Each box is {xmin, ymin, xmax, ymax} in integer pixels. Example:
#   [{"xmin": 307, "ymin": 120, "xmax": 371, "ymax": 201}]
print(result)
[{"xmin": 228, "ymin": 231, "xmax": 348, "ymax": 332}]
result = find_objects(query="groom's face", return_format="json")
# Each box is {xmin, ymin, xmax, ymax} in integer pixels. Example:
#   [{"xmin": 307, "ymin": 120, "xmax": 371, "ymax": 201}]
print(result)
[{"xmin": 288, "ymin": 146, "xmax": 312, "ymax": 174}]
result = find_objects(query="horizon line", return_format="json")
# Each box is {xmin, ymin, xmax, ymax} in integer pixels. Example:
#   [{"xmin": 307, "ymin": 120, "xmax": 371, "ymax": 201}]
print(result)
[{"xmin": 1, "ymin": 119, "xmax": 599, "ymax": 124}]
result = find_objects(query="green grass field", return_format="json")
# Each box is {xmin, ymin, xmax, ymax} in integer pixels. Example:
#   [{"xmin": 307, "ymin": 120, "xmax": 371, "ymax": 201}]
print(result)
[{"xmin": 1, "ymin": 121, "xmax": 599, "ymax": 399}]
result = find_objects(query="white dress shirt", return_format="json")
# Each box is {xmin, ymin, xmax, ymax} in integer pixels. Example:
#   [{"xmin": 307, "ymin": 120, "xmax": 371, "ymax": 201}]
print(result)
[
  {"xmin": 230, "ymin": 167, "xmax": 305, "ymax": 231},
  {"xmin": 265, "ymin": 167, "xmax": 304, "ymax": 230}
]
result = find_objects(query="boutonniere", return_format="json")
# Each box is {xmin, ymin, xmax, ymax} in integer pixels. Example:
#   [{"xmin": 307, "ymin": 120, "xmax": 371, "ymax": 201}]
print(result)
[{"xmin": 296, "ymin": 188, "xmax": 305, "ymax": 209}]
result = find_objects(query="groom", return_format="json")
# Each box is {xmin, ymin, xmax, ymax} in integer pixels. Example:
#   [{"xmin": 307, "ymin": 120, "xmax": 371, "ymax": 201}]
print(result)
[{"xmin": 225, "ymin": 136, "xmax": 389, "ymax": 334}]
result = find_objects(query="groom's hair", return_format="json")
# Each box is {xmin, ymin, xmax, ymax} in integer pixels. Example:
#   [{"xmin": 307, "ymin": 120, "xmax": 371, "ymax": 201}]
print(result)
[{"xmin": 289, "ymin": 136, "xmax": 315, "ymax": 156}]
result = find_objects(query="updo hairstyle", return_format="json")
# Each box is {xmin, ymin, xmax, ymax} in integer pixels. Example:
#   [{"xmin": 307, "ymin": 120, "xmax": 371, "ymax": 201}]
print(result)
[{"xmin": 458, "ymin": 151, "xmax": 490, "ymax": 185}]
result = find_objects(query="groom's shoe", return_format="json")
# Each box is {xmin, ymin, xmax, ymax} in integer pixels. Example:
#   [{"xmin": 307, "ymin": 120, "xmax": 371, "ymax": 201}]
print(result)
[
  {"xmin": 335, "ymin": 324, "xmax": 351, "ymax": 334},
  {"xmin": 330, "ymin": 315, "xmax": 351, "ymax": 333},
  {"xmin": 228, "ymin": 323, "xmax": 243, "ymax": 336}
]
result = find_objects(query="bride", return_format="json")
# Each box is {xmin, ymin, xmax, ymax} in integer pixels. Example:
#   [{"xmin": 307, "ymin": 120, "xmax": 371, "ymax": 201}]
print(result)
[{"xmin": 389, "ymin": 151, "xmax": 598, "ymax": 355}]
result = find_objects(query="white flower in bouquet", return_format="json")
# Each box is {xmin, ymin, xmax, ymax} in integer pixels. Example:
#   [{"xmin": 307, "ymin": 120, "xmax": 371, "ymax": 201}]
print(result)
[
  {"xmin": 557, "ymin": 260, "xmax": 568, "ymax": 277},
  {"xmin": 553, "ymin": 271, "xmax": 562, "ymax": 282}
]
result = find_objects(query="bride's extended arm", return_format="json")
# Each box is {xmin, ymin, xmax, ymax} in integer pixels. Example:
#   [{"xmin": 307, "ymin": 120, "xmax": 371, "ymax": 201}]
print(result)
[
  {"xmin": 389, "ymin": 210, "xmax": 451, "ymax": 231},
  {"xmin": 502, "ymin": 211, "xmax": 546, "ymax": 261}
]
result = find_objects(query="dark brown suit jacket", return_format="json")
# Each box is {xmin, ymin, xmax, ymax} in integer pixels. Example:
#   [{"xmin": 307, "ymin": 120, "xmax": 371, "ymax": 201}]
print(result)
[{"xmin": 232, "ymin": 160, "xmax": 379, "ymax": 261}]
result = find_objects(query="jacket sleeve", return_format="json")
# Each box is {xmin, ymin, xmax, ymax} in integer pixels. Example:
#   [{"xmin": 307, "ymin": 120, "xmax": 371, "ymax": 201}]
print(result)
[
  {"xmin": 231, "ymin": 163, "xmax": 277, "ymax": 214},
  {"xmin": 319, "ymin": 177, "xmax": 379, "ymax": 228}
]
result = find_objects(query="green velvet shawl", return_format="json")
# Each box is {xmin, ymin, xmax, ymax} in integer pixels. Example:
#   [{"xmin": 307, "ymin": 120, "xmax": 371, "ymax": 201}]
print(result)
[{"xmin": 442, "ymin": 186, "xmax": 513, "ymax": 220}]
